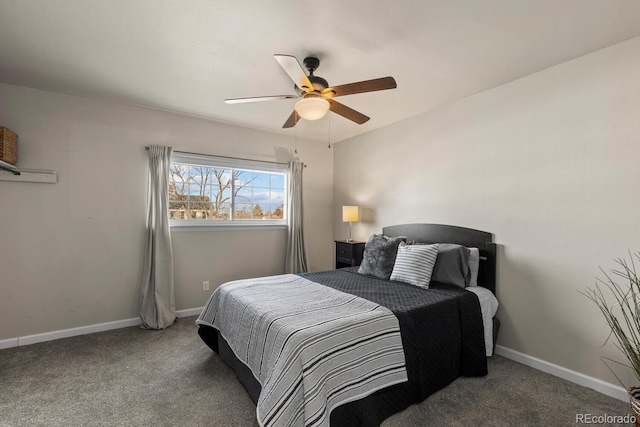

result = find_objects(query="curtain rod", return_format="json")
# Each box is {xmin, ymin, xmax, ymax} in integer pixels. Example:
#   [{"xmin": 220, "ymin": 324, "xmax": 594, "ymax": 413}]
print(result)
[{"xmin": 144, "ymin": 146, "xmax": 298, "ymax": 167}]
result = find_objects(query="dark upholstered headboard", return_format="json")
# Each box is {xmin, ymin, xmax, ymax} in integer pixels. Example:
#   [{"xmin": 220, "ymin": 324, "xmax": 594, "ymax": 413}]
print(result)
[{"xmin": 382, "ymin": 223, "xmax": 497, "ymax": 294}]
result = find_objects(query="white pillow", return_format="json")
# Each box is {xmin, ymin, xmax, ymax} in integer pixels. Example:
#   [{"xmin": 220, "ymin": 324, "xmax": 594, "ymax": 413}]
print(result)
[
  {"xmin": 390, "ymin": 242, "xmax": 439, "ymax": 288},
  {"xmin": 468, "ymin": 248, "xmax": 480, "ymax": 287}
]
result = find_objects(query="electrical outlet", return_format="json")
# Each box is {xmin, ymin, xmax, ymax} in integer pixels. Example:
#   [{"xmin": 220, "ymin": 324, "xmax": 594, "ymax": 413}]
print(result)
[{"xmin": 202, "ymin": 281, "xmax": 210, "ymax": 291}]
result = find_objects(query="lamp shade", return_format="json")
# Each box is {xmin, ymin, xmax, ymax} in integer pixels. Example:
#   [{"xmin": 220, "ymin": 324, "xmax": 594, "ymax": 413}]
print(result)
[
  {"xmin": 342, "ymin": 206, "xmax": 360, "ymax": 223},
  {"xmin": 295, "ymin": 97, "xmax": 330, "ymax": 120}
]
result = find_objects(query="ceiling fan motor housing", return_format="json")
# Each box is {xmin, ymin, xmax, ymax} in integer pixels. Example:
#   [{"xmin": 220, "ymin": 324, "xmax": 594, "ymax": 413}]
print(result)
[{"xmin": 309, "ymin": 75, "xmax": 328, "ymax": 91}]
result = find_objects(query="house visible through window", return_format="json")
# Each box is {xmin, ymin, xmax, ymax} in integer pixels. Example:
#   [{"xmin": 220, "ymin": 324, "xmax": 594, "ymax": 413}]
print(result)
[{"xmin": 168, "ymin": 152, "xmax": 288, "ymax": 227}]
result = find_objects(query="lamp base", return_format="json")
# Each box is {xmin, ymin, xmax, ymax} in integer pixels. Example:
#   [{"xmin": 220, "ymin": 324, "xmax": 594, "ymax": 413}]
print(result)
[{"xmin": 345, "ymin": 221, "xmax": 354, "ymax": 243}]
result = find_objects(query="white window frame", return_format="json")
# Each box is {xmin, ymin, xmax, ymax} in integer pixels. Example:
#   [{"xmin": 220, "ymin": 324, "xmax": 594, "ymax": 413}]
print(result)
[{"xmin": 169, "ymin": 152, "xmax": 288, "ymax": 230}]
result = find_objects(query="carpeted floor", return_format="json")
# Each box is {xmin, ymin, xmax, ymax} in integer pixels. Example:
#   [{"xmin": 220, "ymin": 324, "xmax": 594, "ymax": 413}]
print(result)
[{"xmin": 0, "ymin": 316, "xmax": 633, "ymax": 426}]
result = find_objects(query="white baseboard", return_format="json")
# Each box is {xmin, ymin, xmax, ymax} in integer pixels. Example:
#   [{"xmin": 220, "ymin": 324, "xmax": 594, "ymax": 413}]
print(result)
[
  {"xmin": 0, "ymin": 307, "xmax": 204, "ymax": 350},
  {"xmin": 494, "ymin": 345, "xmax": 628, "ymax": 402},
  {"xmin": 176, "ymin": 307, "xmax": 205, "ymax": 317},
  {"xmin": 0, "ymin": 338, "xmax": 19, "ymax": 350}
]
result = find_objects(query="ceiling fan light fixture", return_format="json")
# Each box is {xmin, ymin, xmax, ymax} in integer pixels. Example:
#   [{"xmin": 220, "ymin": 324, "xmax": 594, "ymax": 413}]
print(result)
[{"xmin": 294, "ymin": 97, "xmax": 330, "ymax": 121}]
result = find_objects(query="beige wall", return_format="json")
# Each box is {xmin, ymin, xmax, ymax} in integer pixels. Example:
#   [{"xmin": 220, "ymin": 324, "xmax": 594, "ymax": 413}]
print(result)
[
  {"xmin": 333, "ymin": 37, "xmax": 640, "ymax": 388},
  {"xmin": 0, "ymin": 84, "xmax": 334, "ymax": 340}
]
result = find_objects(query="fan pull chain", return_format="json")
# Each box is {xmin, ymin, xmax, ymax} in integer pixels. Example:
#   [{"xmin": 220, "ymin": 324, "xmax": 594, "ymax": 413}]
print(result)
[
  {"xmin": 294, "ymin": 111, "xmax": 298, "ymax": 154},
  {"xmin": 327, "ymin": 113, "xmax": 331, "ymax": 149}
]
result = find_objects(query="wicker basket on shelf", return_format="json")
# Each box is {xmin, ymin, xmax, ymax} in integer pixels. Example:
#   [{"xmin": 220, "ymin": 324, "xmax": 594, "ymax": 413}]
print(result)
[{"xmin": 0, "ymin": 127, "xmax": 18, "ymax": 165}]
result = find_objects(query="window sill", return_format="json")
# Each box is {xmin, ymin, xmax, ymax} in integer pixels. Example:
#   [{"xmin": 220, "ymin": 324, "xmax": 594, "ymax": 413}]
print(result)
[{"xmin": 170, "ymin": 221, "xmax": 287, "ymax": 232}]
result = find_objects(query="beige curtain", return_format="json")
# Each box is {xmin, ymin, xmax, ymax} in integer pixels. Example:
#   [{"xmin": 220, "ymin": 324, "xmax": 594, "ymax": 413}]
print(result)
[
  {"xmin": 140, "ymin": 145, "xmax": 176, "ymax": 329},
  {"xmin": 286, "ymin": 161, "xmax": 308, "ymax": 273}
]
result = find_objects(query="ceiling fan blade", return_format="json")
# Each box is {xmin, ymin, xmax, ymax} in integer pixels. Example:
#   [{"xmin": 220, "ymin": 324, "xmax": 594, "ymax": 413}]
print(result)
[
  {"xmin": 225, "ymin": 94, "xmax": 299, "ymax": 104},
  {"xmin": 327, "ymin": 99, "xmax": 370, "ymax": 124},
  {"xmin": 274, "ymin": 54, "xmax": 314, "ymax": 92},
  {"xmin": 282, "ymin": 110, "xmax": 301, "ymax": 128},
  {"xmin": 323, "ymin": 76, "xmax": 397, "ymax": 98}
]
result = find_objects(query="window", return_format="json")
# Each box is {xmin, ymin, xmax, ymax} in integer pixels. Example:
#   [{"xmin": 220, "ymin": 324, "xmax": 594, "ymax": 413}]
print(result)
[{"xmin": 168, "ymin": 152, "xmax": 288, "ymax": 228}]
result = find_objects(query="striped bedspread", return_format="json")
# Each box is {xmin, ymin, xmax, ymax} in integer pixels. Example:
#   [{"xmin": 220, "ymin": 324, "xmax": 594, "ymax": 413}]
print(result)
[{"xmin": 196, "ymin": 274, "xmax": 408, "ymax": 427}]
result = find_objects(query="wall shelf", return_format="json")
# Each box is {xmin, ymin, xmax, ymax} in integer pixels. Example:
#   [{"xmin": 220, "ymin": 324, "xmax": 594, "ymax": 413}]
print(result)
[
  {"xmin": 0, "ymin": 159, "xmax": 58, "ymax": 183},
  {"xmin": 0, "ymin": 159, "xmax": 18, "ymax": 172}
]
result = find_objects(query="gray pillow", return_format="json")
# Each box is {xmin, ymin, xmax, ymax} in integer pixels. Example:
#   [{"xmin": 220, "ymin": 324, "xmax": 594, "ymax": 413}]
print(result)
[
  {"xmin": 430, "ymin": 243, "xmax": 471, "ymax": 288},
  {"xmin": 358, "ymin": 234, "xmax": 406, "ymax": 280}
]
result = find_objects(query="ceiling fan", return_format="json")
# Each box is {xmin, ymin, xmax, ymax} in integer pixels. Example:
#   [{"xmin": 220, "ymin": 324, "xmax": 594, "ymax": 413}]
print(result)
[{"xmin": 224, "ymin": 54, "xmax": 397, "ymax": 128}]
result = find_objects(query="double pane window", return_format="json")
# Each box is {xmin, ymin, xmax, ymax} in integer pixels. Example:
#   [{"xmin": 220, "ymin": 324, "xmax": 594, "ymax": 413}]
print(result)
[{"xmin": 168, "ymin": 153, "xmax": 288, "ymax": 227}]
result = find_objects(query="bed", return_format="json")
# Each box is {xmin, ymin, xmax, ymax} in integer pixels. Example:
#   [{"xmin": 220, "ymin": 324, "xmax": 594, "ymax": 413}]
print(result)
[{"xmin": 196, "ymin": 223, "xmax": 499, "ymax": 427}]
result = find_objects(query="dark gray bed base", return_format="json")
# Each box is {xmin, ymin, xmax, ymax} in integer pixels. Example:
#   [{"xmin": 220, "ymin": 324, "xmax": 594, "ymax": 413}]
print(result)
[{"xmin": 199, "ymin": 223, "xmax": 499, "ymax": 426}]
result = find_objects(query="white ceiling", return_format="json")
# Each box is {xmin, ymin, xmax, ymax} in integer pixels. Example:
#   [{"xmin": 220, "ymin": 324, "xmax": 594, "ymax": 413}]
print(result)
[{"xmin": 1, "ymin": 0, "xmax": 640, "ymax": 143}]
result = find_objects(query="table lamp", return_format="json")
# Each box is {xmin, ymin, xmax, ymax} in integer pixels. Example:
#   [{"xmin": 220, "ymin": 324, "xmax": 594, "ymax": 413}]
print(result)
[{"xmin": 342, "ymin": 206, "xmax": 360, "ymax": 242}]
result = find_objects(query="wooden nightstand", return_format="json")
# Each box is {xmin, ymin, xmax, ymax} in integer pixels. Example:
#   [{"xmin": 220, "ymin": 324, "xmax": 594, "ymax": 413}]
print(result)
[{"xmin": 335, "ymin": 240, "xmax": 366, "ymax": 269}]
